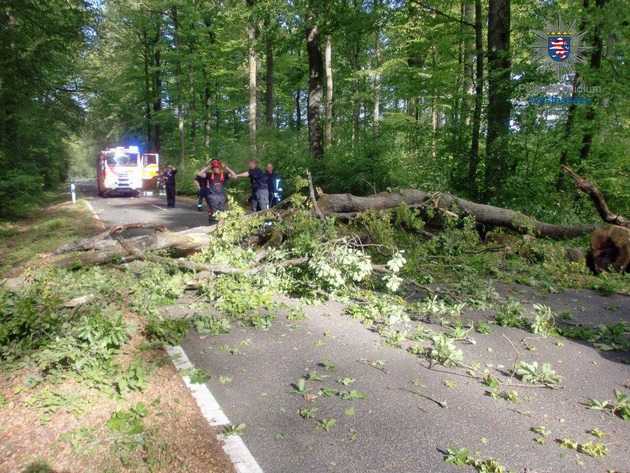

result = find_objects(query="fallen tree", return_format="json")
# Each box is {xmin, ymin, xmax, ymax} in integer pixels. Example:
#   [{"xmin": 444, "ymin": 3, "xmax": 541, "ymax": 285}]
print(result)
[
  {"xmin": 561, "ymin": 166, "xmax": 630, "ymax": 274},
  {"xmin": 317, "ymin": 189, "xmax": 599, "ymax": 239},
  {"xmin": 3, "ymin": 170, "xmax": 628, "ymax": 289},
  {"xmin": 50, "ymin": 224, "xmax": 216, "ymax": 268}
]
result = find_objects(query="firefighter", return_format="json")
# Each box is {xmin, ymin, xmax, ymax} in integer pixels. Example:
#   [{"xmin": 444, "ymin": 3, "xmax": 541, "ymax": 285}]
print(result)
[
  {"xmin": 206, "ymin": 159, "xmax": 237, "ymax": 224},
  {"xmin": 161, "ymin": 165, "xmax": 177, "ymax": 208},
  {"xmin": 266, "ymin": 163, "xmax": 283, "ymax": 207},
  {"xmin": 234, "ymin": 160, "xmax": 269, "ymax": 212},
  {"xmin": 194, "ymin": 164, "xmax": 210, "ymax": 211}
]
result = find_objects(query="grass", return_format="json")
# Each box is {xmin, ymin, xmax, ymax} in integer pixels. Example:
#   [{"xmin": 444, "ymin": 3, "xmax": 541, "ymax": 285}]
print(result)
[
  {"xmin": 0, "ymin": 203, "xmax": 231, "ymax": 472},
  {"xmin": 0, "ymin": 197, "xmax": 100, "ymax": 276}
]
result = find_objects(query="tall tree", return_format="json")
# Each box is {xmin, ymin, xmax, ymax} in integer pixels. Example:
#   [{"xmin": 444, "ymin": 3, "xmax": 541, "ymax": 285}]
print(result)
[
  {"xmin": 151, "ymin": 19, "xmax": 162, "ymax": 154},
  {"xmin": 247, "ymin": 0, "xmax": 257, "ymax": 157},
  {"xmin": 170, "ymin": 6, "xmax": 186, "ymax": 164},
  {"xmin": 265, "ymin": 31, "xmax": 274, "ymax": 128},
  {"xmin": 306, "ymin": 9, "xmax": 324, "ymax": 159},
  {"xmin": 484, "ymin": 0, "xmax": 511, "ymax": 201},
  {"xmin": 468, "ymin": 0, "xmax": 483, "ymax": 198},
  {"xmin": 324, "ymin": 35, "xmax": 333, "ymax": 147},
  {"xmin": 578, "ymin": 0, "xmax": 607, "ymax": 164}
]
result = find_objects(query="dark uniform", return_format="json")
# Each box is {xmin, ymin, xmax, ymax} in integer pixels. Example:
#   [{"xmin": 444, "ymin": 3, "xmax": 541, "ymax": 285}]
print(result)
[
  {"xmin": 267, "ymin": 171, "xmax": 283, "ymax": 207},
  {"xmin": 248, "ymin": 167, "xmax": 270, "ymax": 211},
  {"xmin": 195, "ymin": 173, "xmax": 208, "ymax": 210},
  {"xmin": 206, "ymin": 170, "xmax": 229, "ymax": 223},
  {"xmin": 162, "ymin": 167, "xmax": 177, "ymax": 207}
]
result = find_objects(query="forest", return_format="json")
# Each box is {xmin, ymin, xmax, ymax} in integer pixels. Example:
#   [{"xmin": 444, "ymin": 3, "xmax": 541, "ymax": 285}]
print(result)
[
  {"xmin": 2, "ymin": 2, "xmax": 630, "ymax": 472},
  {"xmin": 1, "ymin": 0, "xmax": 628, "ymax": 221}
]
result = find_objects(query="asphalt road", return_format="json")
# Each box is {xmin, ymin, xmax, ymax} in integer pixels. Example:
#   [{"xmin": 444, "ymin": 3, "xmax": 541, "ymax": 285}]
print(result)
[{"xmin": 83, "ymin": 186, "xmax": 630, "ymax": 473}]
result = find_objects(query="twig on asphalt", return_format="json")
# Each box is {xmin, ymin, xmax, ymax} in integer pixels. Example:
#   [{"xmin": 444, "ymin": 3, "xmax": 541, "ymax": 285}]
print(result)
[
  {"xmin": 398, "ymin": 387, "xmax": 447, "ymax": 408},
  {"xmin": 502, "ymin": 333, "xmax": 520, "ymax": 384}
]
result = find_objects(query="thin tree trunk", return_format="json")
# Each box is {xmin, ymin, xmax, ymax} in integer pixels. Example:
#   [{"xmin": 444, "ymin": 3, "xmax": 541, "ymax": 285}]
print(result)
[
  {"xmin": 484, "ymin": 0, "xmax": 512, "ymax": 201},
  {"xmin": 142, "ymin": 28, "xmax": 152, "ymax": 150},
  {"xmin": 295, "ymin": 89, "xmax": 302, "ymax": 130},
  {"xmin": 469, "ymin": 0, "xmax": 483, "ymax": 198},
  {"xmin": 351, "ymin": 45, "xmax": 360, "ymax": 145},
  {"xmin": 203, "ymin": 81, "xmax": 211, "ymax": 149},
  {"xmin": 462, "ymin": 0, "xmax": 475, "ymax": 120},
  {"xmin": 247, "ymin": 0, "xmax": 257, "ymax": 158},
  {"xmin": 265, "ymin": 32, "xmax": 274, "ymax": 128},
  {"xmin": 306, "ymin": 22, "xmax": 324, "ymax": 159},
  {"xmin": 152, "ymin": 24, "xmax": 162, "ymax": 154},
  {"xmin": 373, "ymin": 31, "xmax": 381, "ymax": 134},
  {"xmin": 431, "ymin": 47, "xmax": 438, "ymax": 159},
  {"xmin": 324, "ymin": 35, "xmax": 333, "ymax": 147},
  {"xmin": 171, "ymin": 7, "xmax": 185, "ymax": 165}
]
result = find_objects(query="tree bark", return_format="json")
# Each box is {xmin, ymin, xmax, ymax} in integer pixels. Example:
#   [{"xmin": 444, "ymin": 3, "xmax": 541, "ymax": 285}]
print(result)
[
  {"xmin": 317, "ymin": 189, "xmax": 599, "ymax": 239},
  {"xmin": 265, "ymin": 31, "xmax": 274, "ymax": 128},
  {"xmin": 152, "ymin": 23, "xmax": 162, "ymax": 154},
  {"xmin": 306, "ymin": 21, "xmax": 324, "ymax": 159},
  {"xmin": 373, "ymin": 31, "xmax": 381, "ymax": 134},
  {"xmin": 247, "ymin": 0, "xmax": 257, "ymax": 158},
  {"xmin": 324, "ymin": 35, "xmax": 333, "ymax": 147},
  {"xmin": 142, "ymin": 27, "xmax": 152, "ymax": 150},
  {"xmin": 50, "ymin": 226, "xmax": 217, "ymax": 269},
  {"xmin": 171, "ymin": 6, "xmax": 186, "ymax": 165},
  {"xmin": 562, "ymin": 166, "xmax": 629, "ymax": 228},
  {"xmin": 469, "ymin": 0, "xmax": 483, "ymax": 198},
  {"xmin": 485, "ymin": 0, "xmax": 512, "ymax": 201},
  {"xmin": 578, "ymin": 0, "xmax": 606, "ymax": 164},
  {"xmin": 295, "ymin": 89, "xmax": 302, "ymax": 130}
]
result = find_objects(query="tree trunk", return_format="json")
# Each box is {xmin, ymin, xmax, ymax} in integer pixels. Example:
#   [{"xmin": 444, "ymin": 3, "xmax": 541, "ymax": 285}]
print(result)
[
  {"xmin": 317, "ymin": 189, "xmax": 598, "ymax": 239},
  {"xmin": 295, "ymin": 89, "xmax": 302, "ymax": 130},
  {"xmin": 469, "ymin": 0, "xmax": 483, "ymax": 198},
  {"xmin": 578, "ymin": 0, "xmax": 606, "ymax": 164},
  {"xmin": 562, "ymin": 165, "xmax": 630, "ymax": 273},
  {"xmin": 484, "ymin": 0, "xmax": 511, "ymax": 201},
  {"xmin": 265, "ymin": 31, "xmax": 274, "ymax": 128},
  {"xmin": 152, "ymin": 24, "xmax": 162, "ymax": 154},
  {"xmin": 203, "ymin": 82, "xmax": 211, "ymax": 149},
  {"xmin": 462, "ymin": 0, "xmax": 475, "ymax": 103},
  {"xmin": 324, "ymin": 35, "xmax": 333, "ymax": 147},
  {"xmin": 351, "ymin": 45, "xmax": 360, "ymax": 145},
  {"xmin": 373, "ymin": 31, "xmax": 381, "ymax": 134},
  {"xmin": 247, "ymin": 0, "xmax": 257, "ymax": 158},
  {"xmin": 306, "ymin": 22, "xmax": 324, "ymax": 159},
  {"xmin": 142, "ymin": 27, "xmax": 152, "ymax": 150},
  {"xmin": 171, "ymin": 7, "xmax": 185, "ymax": 165}
]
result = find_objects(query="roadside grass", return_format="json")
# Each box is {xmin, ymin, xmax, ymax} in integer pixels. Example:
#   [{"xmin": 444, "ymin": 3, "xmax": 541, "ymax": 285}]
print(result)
[
  {"xmin": 0, "ymin": 207, "xmax": 233, "ymax": 472},
  {"xmin": 0, "ymin": 197, "xmax": 100, "ymax": 277}
]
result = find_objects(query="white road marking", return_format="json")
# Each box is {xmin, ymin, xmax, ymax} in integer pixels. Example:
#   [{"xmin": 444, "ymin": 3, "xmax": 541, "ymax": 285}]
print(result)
[
  {"xmin": 151, "ymin": 204, "xmax": 167, "ymax": 211},
  {"xmin": 84, "ymin": 200, "xmax": 102, "ymax": 221},
  {"xmin": 219, "ymin": 434, "xmax": 265, "ymax": 473},
  {"xmin": 165, "ymin": 345, "xmax": 264, "ymax": 473}
]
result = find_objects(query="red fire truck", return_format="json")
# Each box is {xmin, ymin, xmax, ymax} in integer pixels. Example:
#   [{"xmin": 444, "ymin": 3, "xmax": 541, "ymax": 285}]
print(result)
[{"xmin": 96, "ymin": 146, "xmax": 159, "ymax": 196}]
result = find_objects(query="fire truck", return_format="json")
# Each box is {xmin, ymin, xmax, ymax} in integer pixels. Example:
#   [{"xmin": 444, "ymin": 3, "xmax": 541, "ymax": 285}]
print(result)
[
  {"xmin": 96, "ymin": 146, "xmax": 160, "ymax": 196},
  {"xmin": 141, "ymin": 153, "xmax": 160, "ymax": 191}
]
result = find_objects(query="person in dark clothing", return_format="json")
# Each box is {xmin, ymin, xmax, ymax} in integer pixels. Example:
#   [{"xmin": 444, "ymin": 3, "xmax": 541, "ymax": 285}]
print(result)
[
  {"xmin": 161, "ymin": 165, "xmax": 177, "ymax": 207},
  {"xmin": 206, "ymin": 159, "xmax": 237, "ymax": 224},
  {"xmin": 266, "ymin": 163, "xmax": 283, "ymax": 207},
  {"xmin": 235, "ymin": 160, "xmax": 269, "ymax": 212},
  {"xmin": 194, "ymin": 165, "xmax": 209, "ymax": 211}
]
